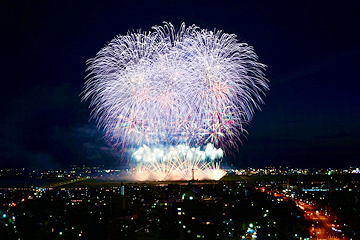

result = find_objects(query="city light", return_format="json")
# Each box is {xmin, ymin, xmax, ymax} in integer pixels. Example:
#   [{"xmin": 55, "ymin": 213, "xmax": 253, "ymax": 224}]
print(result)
[{"xmin": 0, "ymin": 165, "xmax": 358, "ymax": 239}]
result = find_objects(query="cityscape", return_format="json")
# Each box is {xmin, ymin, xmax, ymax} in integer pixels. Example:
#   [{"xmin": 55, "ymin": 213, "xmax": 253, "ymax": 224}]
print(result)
[
  {"xmin": 2, "ymin": 1, "xmax": 359, "ymax": 240},
  {"xmin": 0, "ymin": 166, "xmax": 359, "ymax": 239}
]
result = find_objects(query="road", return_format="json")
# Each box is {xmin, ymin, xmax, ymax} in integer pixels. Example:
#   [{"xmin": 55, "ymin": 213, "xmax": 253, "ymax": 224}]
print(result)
[
  {"xmin": 296, "ymin": 200, "xmax": 347, "ymax": 240},
  {"xmin": 257, "ymin": 186, "xmax": 349, "ymax": 240},
  {"xmin": 294, "ymin": 200, "xmax": 348, "ymax": 240}
]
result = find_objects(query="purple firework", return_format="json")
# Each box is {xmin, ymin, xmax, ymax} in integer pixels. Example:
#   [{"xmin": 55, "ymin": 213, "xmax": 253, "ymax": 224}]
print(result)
[{"xmin": 82, "ymin": 22, "xmax": 269, "ymax": 153}]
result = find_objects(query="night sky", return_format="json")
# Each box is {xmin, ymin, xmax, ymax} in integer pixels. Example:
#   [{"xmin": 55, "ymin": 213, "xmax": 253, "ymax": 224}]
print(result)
[{"xmin": 1, "ymin": 1, "xmax": 359, "ymax": 170}]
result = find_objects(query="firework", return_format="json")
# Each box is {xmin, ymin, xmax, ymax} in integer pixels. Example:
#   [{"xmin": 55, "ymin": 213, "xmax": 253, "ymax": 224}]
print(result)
[
  {"xmin": 82, "ymin": 22, "xmax": 268, "ymax": 180},
  {"xmin": 131, "ymin": 143, "xmax": 224, "ymax": 181}
]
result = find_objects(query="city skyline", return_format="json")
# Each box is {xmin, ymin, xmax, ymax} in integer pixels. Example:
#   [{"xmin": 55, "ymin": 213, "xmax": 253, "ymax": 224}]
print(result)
[
  {"xmin": 1, "ymin": 1, "xmax": 359, "ymax": 170},
  {"xmin": 1, "ymin": 165, "xmax": 359, "ymax": 239}
]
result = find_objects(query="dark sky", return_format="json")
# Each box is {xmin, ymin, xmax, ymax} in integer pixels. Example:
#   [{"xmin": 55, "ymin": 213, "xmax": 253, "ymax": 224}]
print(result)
[{"xmin": 1, "ymin": 0, "xmax": 359, "ymax": 170}]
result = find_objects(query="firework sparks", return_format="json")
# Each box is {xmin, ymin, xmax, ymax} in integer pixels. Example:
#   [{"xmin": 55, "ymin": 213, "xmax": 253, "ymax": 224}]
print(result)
[{"xmin": 82, "ymin": 22, "xmax": 268, "ymax": 181}]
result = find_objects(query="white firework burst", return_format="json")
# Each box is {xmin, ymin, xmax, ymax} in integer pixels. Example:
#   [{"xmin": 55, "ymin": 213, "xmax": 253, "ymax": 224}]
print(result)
[{"xmin": 82, "ymin": 22, "xmax": 268, "ymax": 181}]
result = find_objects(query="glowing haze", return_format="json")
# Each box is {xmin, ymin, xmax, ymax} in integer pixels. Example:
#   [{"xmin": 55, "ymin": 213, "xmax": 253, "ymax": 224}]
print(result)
[{"xmin": 82, "ymin": 22, "xmax": 268, "ymax": 181}]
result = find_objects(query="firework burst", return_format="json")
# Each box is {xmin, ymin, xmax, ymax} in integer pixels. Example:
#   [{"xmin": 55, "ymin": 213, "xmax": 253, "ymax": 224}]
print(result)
[{"xmin": 82, "ymin": 22, "xmax": 268, "ymax": 180}]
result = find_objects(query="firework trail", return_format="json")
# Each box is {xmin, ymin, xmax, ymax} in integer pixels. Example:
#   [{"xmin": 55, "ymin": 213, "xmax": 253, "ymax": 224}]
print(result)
[{"xmin": 82, "ymin": 22, "xmax": 268, "ymax": 180}]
